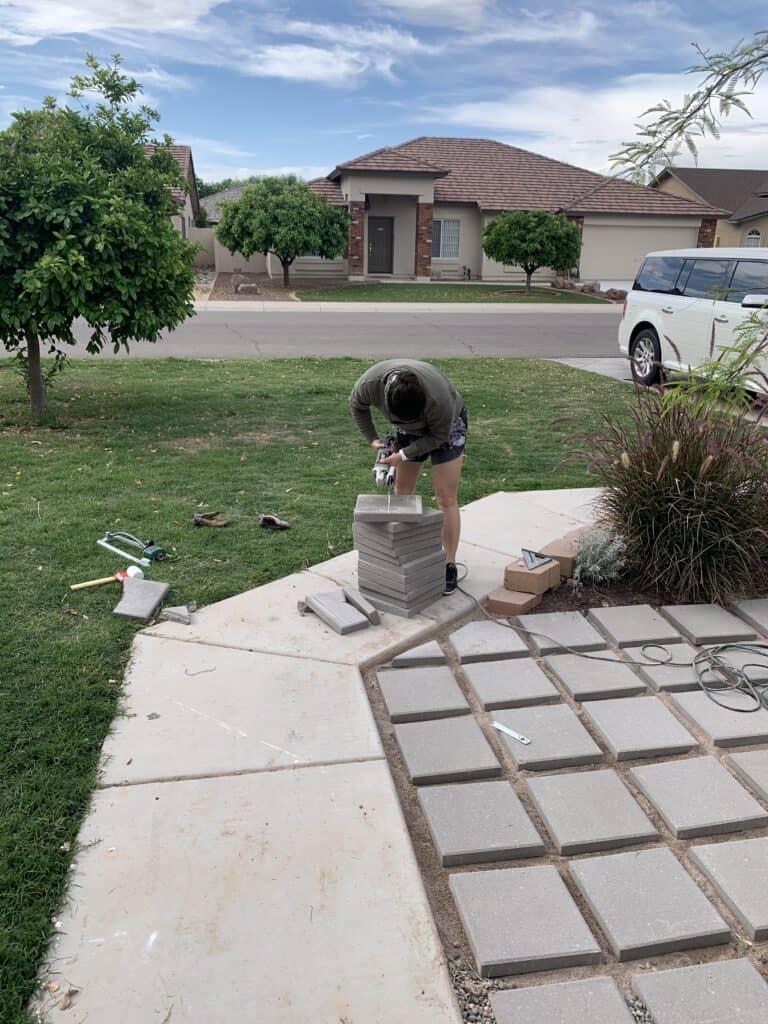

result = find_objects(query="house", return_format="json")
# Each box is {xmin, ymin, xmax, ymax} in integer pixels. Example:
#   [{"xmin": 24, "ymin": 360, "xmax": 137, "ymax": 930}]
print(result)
[
  {"xmin": 144, "ymin": 144, "xmax": 201, "ymax": 239},
  {"xmin": 202, "ymin": 137, "xmax": 724, "ymax": 284},
  {"xmin": 651, "ymin": 167, "xmax": 768, "ymax": 248}
]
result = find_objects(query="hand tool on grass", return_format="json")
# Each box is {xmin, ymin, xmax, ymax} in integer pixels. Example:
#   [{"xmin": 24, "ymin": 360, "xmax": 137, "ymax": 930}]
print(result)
[
  {"xmin": 70, "ymin": 566, "xmax": 144, "ymax": 591},
  {"xmin": 97, "ymin": 531, "xmax": 167, "ymax": 566}
]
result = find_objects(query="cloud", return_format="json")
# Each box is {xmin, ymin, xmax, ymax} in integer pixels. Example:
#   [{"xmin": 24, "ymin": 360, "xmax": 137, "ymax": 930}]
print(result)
[
  {"xmin": 273, "ymin": 18, "xmax": 437, "ymax": 55},
  {"xmin": 469, "ymin": 9, "xmax": 600, "ymax": 45},
  {"xmin": 243, "ymin": 44, "xmax": 371, "ymax": 85},
  {"xmin": 367, "ymin": 0, "xmax": 489, "ymax": 27},
  {"xmin": 0, "ymin": 0, "xmax": 223, "ymax": 43}
]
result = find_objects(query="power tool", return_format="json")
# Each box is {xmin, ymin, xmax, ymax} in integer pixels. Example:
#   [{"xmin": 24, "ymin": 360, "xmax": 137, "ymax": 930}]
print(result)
[{"xmin": 372, "ymin": 434, "xmax": 397, "ymax": 488}]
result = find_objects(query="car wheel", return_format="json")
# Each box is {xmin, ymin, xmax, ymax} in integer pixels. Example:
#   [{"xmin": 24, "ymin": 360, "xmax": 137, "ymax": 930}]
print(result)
[{"xmin": 630, "ymin": 328, "xmax": 662, "ymax": 385}]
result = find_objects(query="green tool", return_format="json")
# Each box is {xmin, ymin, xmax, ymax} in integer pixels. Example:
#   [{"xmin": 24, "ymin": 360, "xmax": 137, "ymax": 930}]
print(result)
[{"xmin": 98, "ymin": 531, "xmax": 167, "ymax": 567}]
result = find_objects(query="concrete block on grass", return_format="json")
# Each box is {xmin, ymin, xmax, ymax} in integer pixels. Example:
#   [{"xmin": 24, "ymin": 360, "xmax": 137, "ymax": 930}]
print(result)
[
  {"xmin": 485, "ymin": 587, "xmax": 541, "ymax": 617},
  {"xmin": 353, "ymin": 493, "xmax": 423, "ymax": 522},
  {"xmin": 450, "ymin": 620, "xmax": 529, "ymax": 663},
  {"xmin": 492, "ymin": 704, "xmax": 604, "ymax": 770},
  {"xmin": 113, "ymin": 578, "xmax": 170, "ymax": 622},
  {"xmin": 417, "ymin": 780, "xmax": 544, "ymax": 865},
  {"xmin": 391, "ymin": 641, "xmax": 445, "ymax": 667},
  {"xmin": 727, "ymin": 749, "xmax": 768, "ymax": 801},
  {"xmin": 671, "ymin": 690, "xmax": 768, "ymax": 747},
  {"xmin": 689, "ymin": 837, "xmax": 768, "ymax": 940},
  {"xmin": 545, "ymin": 651, "xmax": 647, "ymax": 701},
  {"xmin": 449, "ymin": 865, "xmax": 601, "ymax": 977},
  {"xmin": 587, "ymin": 604, "xmax": 684, "ymax": 648},
  {"xmin": 660, "ymin": 603, "xmax": 756, "ymax": 645},
  {"xmin": 376, "ymin": 666, "xmax": 469, "ymax": 723},
  {"xmin": 491, "ymin": 978, "xmax": 635, "ymax": 1024},
  {"xmin": 581, "ymin": 696, "xmax": 698, "ymax": 760},
  {"xmin": 463, "ymin": 658, "xmax": 560, "ymax": 710},
  {"xmin": 633, "ymin": 959, "xmax": 768, "ymax": 1024},
  {"xmin": 517, "ymin": 610, "xmax": 607, "ymax": 655},
  {"xmin": 503, "ymin": 558, "xmax": 560, "ymax": 595},
  {"xmin": 394, "ymin": 716, "xmax": 500, "ymax": 785}
]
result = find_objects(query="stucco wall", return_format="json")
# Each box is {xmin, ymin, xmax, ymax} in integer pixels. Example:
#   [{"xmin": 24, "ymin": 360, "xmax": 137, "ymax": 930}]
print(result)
[
  {"xmin": 431, "ymin": 204, "xmax": 483, "ymax": 280},
  {"xmin": 365, "ymin": 195, "xmax": 417, "ymax": 276},
  {"xmin": 580, "ymin": 215, "xmax": 700, "ymax": 280},
  {"xmin": 712, "ymin": 216, "xmax": 768, "ymax": 248},
  {"xmin": 213, "ymin": 238, "xmax": 267, "ymax": 274},
  {"xmin": 341, "ymin": 173, "xmax": 435, "ymax": 204},
  {"xmin": 189, "ymin": 226, "xmax": 215, "ymax": 268}
]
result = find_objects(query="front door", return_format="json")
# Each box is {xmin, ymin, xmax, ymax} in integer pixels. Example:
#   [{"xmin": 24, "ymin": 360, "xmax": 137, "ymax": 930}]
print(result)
[{"xmin": 368, "ymin": 217, "xmax": 393, "ymax": 274}]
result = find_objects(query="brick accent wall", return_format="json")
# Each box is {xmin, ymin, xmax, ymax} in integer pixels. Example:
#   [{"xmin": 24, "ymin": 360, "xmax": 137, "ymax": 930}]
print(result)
[
  {"xmin": 347, "ymin": 201, "xmax": 365, "ymax": 275},
  {"xmin": 415, "ymin": 202, "xmax": 433, "ymax": 278},
  {"xmin": 697, "ymin": 217, "xmax": 717, "ymax": 248}
]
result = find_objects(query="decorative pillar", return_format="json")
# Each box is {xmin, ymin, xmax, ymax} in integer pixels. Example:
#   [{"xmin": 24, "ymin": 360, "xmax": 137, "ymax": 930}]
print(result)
[
  {"xmin": 415, "ymin": 202, "xmax": 433, "ymax": 281},
  {"xmin": 697, "ymin": 217, "xmax": 717, "ymax": 248},
  {"xmin": 347, "ymin": 201, "xmax": 365, "ymax": 280}
]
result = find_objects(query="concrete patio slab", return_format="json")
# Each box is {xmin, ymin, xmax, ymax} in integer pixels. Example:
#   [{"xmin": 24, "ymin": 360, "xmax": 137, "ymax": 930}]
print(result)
[
  {"xmin": 545, "ymin": 651, "xmax": 647, "ymax": 701},
  {"xmin": 449, "ymin": 620, "xmax": 529, "ymax": 663},
  {"xmin": 449, "ymin": 865, "xmax": 601, "ymax": 977},
  {"xmin": 727, "ymin": 749, "xmax": 768, "ymax": 801},
  {"xmin": 458, "ymin": 490, "xmax": 598, "ymax": 558},
  {"xmin": 627, "ymin": 643, "xmax": 700, "ymax": 692},
  {"xmin": 730, "ymin": 597, "xmax": 768, "ymax": 635},
  {"xmin": 587, "ymin": 604, "xmax": 684, "ymax": 648},
  {"xmin": 660, "ymin": 605, "xmax": 757, "ymax": 645},
  {"xmin": 491, "ymin": 977, "xmax": 635, "ymax": 1024},
  {"xmin": 376, "ymin": 665, "xmax": 469, "ymax": 723},
  {"xmin": 394, "ymin": 716, "xmax": 501, "ymax": 785},
  {"xmin": 417, "ymin": 780, "xmax": 544, "ymax": 866},
  {"xmin": 582, "ymin": 696, "xmax": 698, "ymax": 760},
  {"xmin": 633, "ymin": 958, "xmax": 768, "ymax": 1024},
  {"xmin": 100, "ymin": 636, "xmax": 382, "ymax": 786},
  {"xmin": 689, "ymin": 837, "xmax": 768, "ymax": 940},
  {"xmin": 670, "ymin": 690, "xmax": 768, "ymax": 747},
  {"xmin": 526, "ymin": 769, "xmax": 658, "ymax": 854},
  {"xmin": 34, "ymin": 763, "xmax": 460, "ymax": 1024},
  {"xmin": 462, "ymin": 658, "xmax": 560, "ymax": 709},
  {"xmin": 492, "ymin": 704, "xmax": 604, "ymax": 770},
  {"xmin": 519, "ymin": 487, "xmax": 600, "ymax": 524},
  {"xmin": 630, "ymin": 757, "xmax": 768, "ymax": 839},
  {"xmin": 569, "ymin": 847, "xmax": 730, "ymax": 960},
  {"xmin": 517, "ymin": 610, "xmax": 607, "ymax": 655}
]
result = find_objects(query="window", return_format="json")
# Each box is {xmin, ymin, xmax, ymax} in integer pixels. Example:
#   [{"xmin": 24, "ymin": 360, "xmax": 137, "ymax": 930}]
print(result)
[
  {"xmin": 682, "ymin": 259, "xmax": 734, "ymax": 300},
  {"xmin": 745, "ymin": 228, "xmax": 762, "ymax": 247},
  {"xmin": 725, "ymin": 260, "xmax": 768, "ymax": 303},
  {"xmin": 432, "ymin": 218, "xmax": 460, "ymax": 259},
  {"xmin": 633, "ymin": 256, "xmax": 686, "ymax": 294}
]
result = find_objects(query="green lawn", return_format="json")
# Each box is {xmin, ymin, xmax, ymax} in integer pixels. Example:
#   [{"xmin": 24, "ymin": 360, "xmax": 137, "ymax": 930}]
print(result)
[
  {"xmin": 295, "ymin": 282, "xmax": 605, "ymax": 303},
  {"xmin": 0, "ymin": 356, "xmax": 629, "ymax": 1023}
]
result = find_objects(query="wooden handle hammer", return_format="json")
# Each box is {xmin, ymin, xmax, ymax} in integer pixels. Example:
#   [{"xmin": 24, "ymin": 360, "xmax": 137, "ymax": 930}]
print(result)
[{"xmin": 70, "ymin": 566, "xmax": 144, "ymax": 591}]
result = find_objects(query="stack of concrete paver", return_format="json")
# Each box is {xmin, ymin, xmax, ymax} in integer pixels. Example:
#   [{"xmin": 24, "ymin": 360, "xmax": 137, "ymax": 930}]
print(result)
[{"xmin": 353, "ymin": 494, "xmax": 445, "ymax": 617}]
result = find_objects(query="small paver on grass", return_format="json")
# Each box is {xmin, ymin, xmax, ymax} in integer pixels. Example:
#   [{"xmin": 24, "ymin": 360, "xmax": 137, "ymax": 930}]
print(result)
[
  {"xmin": 450, "ymin": 620, "xmax": 529, "ymax": 663},
  {"xmin": 517, "ymin": 610, "xmax": 607, "ymax": 655},
  {"xmin": 660, "ymin": 604, "xmax": 757, "ymax": 645},
  {"xmin": 390, "ymin": 640, "xmax": 445, "ymax": 667},
  {"xmin": 581, "ymin": 696, "xmax": 698, "ymax": 760},
  {"xmin": 569, "ymin": 846, "xmax": 730, "ymax": 960},
  {"xmin": 628, "ymin": 643, "xmax": 700, "ymax": 692},
  {"xmin": 491, "ymin": 977, "xmax": 636, "ymax": 1024},
  {"xmin": 449, "ymin": 865, "xmax": 602, "ymax": 977},
  {"xmin": 670, "ymin": 690, "xmax": 768, "ymax": 747},
  {"xmin": 633, "ymin": 958, "xmax": 768, "ymax": 1024},
  {"xmin": 376, "ymin": 666, "xmax": 469, "ymax": 723},
  {"xmin": 492, "ymin": 704, "xmax": 604, "ymax": 770},
  {"xmin": 544, "ymin": 651, "xmax": 647, "ymax": 701},
  {"xmin": 394, "ymin": 716, "xmax": 501, "ymax": 785},
  {"xmin": 689, "ymin": 837, "xmax": 768, "ymax": 940},
  {"xmin": 526, "ymin": 769, "xmax": 658, "ymax": 854},
  {"xmin": 727, "ymin": 749, "xmax": 768, "ymax": 801},
  {"xmin": 462, "ymin": 658, "xmax": 560, "ymax": 709},
  {"xmin": 630, "ymin": 756, "xmax": 768, "ymax": 838},
  {"xmin": 587, "ymin": 604, "xmax": 684, "ymax": 648},
  {"xmin": 417, "ymin": 780, "xmax": 544, "ymax": 866}
]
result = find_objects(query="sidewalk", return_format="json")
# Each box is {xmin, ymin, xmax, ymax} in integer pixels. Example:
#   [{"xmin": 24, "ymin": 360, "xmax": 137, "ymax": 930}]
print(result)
[
  {"xmin": 193, "ymin": 299, "xmax": 622, "ymax": 314},
  {"xmin": 33, "ymin": 489, "xmax": 599, "ymax": 1023}
]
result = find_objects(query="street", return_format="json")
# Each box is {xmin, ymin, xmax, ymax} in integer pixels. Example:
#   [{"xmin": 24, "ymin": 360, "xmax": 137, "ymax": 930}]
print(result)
[{"xmin": 65, "ymin": 307, "xmax": 622, "ymax": 359}]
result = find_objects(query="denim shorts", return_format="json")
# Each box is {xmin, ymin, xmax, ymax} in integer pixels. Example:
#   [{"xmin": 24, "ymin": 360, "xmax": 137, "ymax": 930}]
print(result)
[{"xmin": 396, "ymin": 407, "xmax": 468, "ymax": 465}]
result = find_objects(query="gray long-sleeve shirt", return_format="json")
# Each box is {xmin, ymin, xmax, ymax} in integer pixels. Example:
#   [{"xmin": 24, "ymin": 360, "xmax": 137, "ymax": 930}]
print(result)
[{"xmin": 349, "ymin": 359, "xmax": 463, "ymax": 459}]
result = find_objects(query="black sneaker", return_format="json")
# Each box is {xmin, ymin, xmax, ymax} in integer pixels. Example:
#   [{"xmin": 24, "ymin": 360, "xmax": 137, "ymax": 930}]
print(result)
[{"xmin": 443, "ymin": 562, "xmax": 458, "ymax": 595}]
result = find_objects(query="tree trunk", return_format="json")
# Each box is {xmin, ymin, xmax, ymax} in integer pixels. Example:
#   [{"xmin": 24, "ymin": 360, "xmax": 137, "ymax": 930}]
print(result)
[
  {"xmin": 525, "ymin": 269, "xmax": 533, "ymax": 295},
  {"xmin": 27, "ymin": 336, "xmax": 48, "ymax": 417},
  {"xmin": 282, "ymin": 259, "xmax": 291, "ymax": 288}
]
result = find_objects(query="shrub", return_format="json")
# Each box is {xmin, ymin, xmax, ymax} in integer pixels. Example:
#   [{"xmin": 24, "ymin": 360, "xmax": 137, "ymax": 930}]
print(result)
[{"xmin": 571, "ymin": 527, "xmax": 626, "ymax": 588}]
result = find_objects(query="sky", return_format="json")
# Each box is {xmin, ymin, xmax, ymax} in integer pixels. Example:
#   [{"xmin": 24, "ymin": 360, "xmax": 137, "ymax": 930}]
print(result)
[{"xmin": 0, "ymin": 1, "xmax": 767, "ymax": 184}]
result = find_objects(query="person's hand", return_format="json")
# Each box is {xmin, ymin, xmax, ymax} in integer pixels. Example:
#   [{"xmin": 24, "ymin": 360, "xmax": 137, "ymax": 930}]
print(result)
[
  {"xmin": 380, "ymin": 452, "xmax": 401, "ymax": 467},
  {"xmin": 371, "ymin": 439, "xmax": 387, "ymax": 449}
]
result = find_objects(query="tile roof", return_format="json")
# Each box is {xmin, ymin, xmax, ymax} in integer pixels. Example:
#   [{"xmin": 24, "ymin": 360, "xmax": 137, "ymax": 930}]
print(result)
[
  {"xmin": 202, "ymin": 179, "xmax": 345, "ymax": 223},
  {"xmin": 331, "ymin": 145, "xmax": 448, "ymax": 176},
  {"xmin": 307, "ymin": 177, "xmax": 345, "ymax": 204},
  {"xmin": 143, "ymin": 144, "xmax": 199, "ymax": 214},
  {"xmin": 658, "ymin": 167, "xmax": 768, "ymax": 222}
]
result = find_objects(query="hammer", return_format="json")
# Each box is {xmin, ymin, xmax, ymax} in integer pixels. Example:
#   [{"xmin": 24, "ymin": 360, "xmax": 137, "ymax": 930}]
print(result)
[{"xmin": 70, "ymin": 566, "xmax": 144, "ymax": 591}]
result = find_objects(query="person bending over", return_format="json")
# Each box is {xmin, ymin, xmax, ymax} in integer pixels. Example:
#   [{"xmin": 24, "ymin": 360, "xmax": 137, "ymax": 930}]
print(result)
[{"xmin": 349, "ymin": 359, "xmax": 467, "ymax": 595}]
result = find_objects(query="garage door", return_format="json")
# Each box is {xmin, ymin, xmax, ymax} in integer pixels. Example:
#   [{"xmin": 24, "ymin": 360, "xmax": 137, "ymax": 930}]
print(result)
[{"xmin": 580, "ymin": 219, "xmax": 700, "ymax": 282}]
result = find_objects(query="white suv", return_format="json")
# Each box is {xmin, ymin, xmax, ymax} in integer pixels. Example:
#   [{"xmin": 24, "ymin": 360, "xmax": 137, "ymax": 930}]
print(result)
[{"xmin": 618, "ymin": 248, "xmax": 768, "ymax": 385}]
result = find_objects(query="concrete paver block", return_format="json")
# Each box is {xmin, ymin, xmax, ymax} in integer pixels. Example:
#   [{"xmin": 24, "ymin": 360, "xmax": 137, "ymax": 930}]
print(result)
[
  {"xmin": 113, "ymin": 577, "xmax": 170, "ymax": 622},
  {"xmin": 527, "ymin": 769, "xmax": 658, "ymax": 854},
  {"xmin": 370, "ymin": 505, "xmax": 443, "ymax": 535},
  {"xmin": 630, "ymin": 756, "xmax": 768, "ymax": 839},
  {"xmin": 449, "ymin": 865, "xmax": 601, "ymax": 977},
  {"xmin": 450, "ymin": 620, "xmax": 529, "ymax": 663},
  {"xmin": 670, "ymin": 690, "xmax": 768, "ymax": 747},
  {"xmin": 359, "ymin": 586, "xmax": 444, "ymax": 619},
  {"xmin": 582, "ymin": 696, "xmax": 698, "ymax": 760},
  {"xmin": 417, "ymin": 780, "xmax": 544, "ymax": 865},
  {"xmin": 633, "ymin": 958, "xmax": 768, "ymax": 1024},
  {"xmin": 33, "ymin": 763, "xmax": 461, "ymax": 1024},
  {"xmin": 485, "ymin": 587, "xmax": 541, "ymax": 617},
  {"xmin": 517, "ymin": 610, "xmax": 607, "ymax": 655},
  {"xmin": 730, "ymin": 597, "xmax": 768, "ymax": 635},
  {"xmin": 463, "ymin": 658, "xmax": 560, "ymax": 710},
  {"xmin": 394, "ymin": 716, "xmax": 501, "ymax": 785},
  {"xmin": 545, "ymin": 651, "xmax": 648, "ymax": 701},
  {"xmin": 587, "ymin": 604, "xmax": 684, "ymax": 647},
  {"xmin": 700, "ymin": 643, "xmax": 768, "ymax": 683},
  {"xmin": 504, "ymin": 557, "xmax": 560, "ymax": 595},
  {"xmin": 492, "ymin": 704, "xmax": 604, "ymax": 770},
  {"xmin": 391, "ymin": 640, "xmax": 445, "ymax": 667},
  {"xmin": 376, "ymin": 665, "xmax": 469, "ymax": 723},
  {"xmin": 727, "ymin": 749, "xmax": 768, "ymax": 801},
  {"xmin": 569, "ymin": 846, "xmax": 730, "ymax": 960},
  {"xmin": 538, "ymin": 529, "xmax": 590, "ymax": 581},
  {"xmin": 629, "ymin": 643, "xmax": 700, "ymax": 692},
  {"xmin": 689, "ymin": 837, "xmax": 768, "ymax": 940},
  {"xmin": 357, "ymin": 549, "xmax": 444, "ymax": 581},
  {"xmin": 354, "ymin": 493, "xmax": 423, "ymax": 521},
  {"xmin": 343, "ymin": 588, "xmax": 380, "ymax": 624},
  {"xmin": 305, "ymin": 591, "xmax": 370, "ymax": 634},
  {"xmin": 491, "ymin": 977, "xmax": 635, "ymax": 1024},
  {"xmin": 660, "ymin": 604, "xmax": 757, "ymax": 645},
  {"xmin": 358, "ymin": 565, "xmax": 444, "ymax": 601}
]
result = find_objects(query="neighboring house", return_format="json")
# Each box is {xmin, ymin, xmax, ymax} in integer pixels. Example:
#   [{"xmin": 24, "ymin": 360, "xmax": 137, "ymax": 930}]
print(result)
[
  {"xmin": 652, "ymin": 167, "xmax": 768, "ymax": 249},
  {"xmin": 144, "ymin": 144, "xmax": 201, "ymax": 239},
  {"xmin": 203, "ymin": 137, "xmax": 724, "ymax": 284}
]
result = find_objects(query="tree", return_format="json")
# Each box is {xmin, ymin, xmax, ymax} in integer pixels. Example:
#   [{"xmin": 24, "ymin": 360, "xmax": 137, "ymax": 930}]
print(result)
[
  {"xmin": 215, "ymin": 176, "xmax": 350, "ymax": 287},
  {"xmin": 482, "ymin": 211, "xmax": 582, "ymax": 293},
  {"xmin": 0, "ymin": 54, "xmax": 196, "ymax": 417},
  {"xmin": 196, "ymin": 175, "xmax": 261, "ymax": 198}
]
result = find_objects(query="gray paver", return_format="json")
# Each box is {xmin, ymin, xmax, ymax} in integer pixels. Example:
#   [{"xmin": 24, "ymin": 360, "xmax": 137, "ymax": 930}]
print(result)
[
  {"xmin": 689, "ymin": 838, "xmax": 768, "ymax": 940},
  {"xmin": 628, "ymin": 642, "xmax": 700, "ymax": 692},
  {"xmin": 463, "ymin": 658, "xmax": 560, "ymax": 709},
  {"xmin": 730, "ymin": 597, "xmax": 768, "ymax": 635},
  {"xmin": 527, "ymin": 769, "xmax": 658, "ymax": 854},
  {"xmin": 517, "ymin": 610, "xmax": 607, "ymax": 655},
  {"xmin": 358, "ymin": 563, "xmax": 444, "ymax": 599},
  {"xmin": 701, "ymin": 642, "xmax": 768, "ymax": 683},
  {"xmin": 394, "ymin": 716, "xmax": 500, "ymax": 785},
  {"xmin": 449, "ymin": 865, "xmax": 601, "ymax": 977},
  {"xmin": 450, "ymin": 620, "xmax": 529, "ymax": 663},
  {"xmin": 660, "ymin": 604, "xmax": 757, "ymax": 645},
  {"xmin": 630, "ymin": 756, "xmax": 768, "ymax": 838},
  {"xmin": 727, "ymin": 749, "xmax": 768, "ymax": 801},
  {"xmin": 305, "ymin": 591, "xmax": 370, "ymax": 634},
  {"xmin": 545, "ymin": 651, "xmax": 648, "ymax": 700},
  {"xmin": 417, "ymin": 780, "xmax": 544, "ymax": 865},
  {"xmin": 358, "ymin": 549, "xmax": 444, "ymax": 582},
  {"xmin": 391, "ymin": 640, "xmax": 445, "ymax": 667},
  {"xmin": 671, "ymin": 690, "xmax": 768, "ymax": 747},
  {"xmin": 376, "ymin": 665, "xmax": 470, "ymax": 723},
  {"xmin": 343, "ymin": 588, "xmax": 380, "ymax": 624},
  {"xmin": 359, "ymin": 586, "xmax": 443, "ymax": 618},
  {"xmin": 491, "ymin": 977, "xmax": 635, "ymax": 1024},
  {"xmin": 354, "ymin": 493, "xmax": 423, "ymax": 521},
  {"xmin": 633, "ymin": 958, "xmax": 768, "ymax": 1024},
  {"xmin": 569, "ymin": 846, "xmax": 730, "ymax": 960},
  {"xmin": 492, "ymin": 704, "xmax": 604, "ymax": 770},
  {"xmin": 587, "ymin": 604, "xmax": 684, "ymax": 647},
  {"xmin": 113, "ymin": 577, "xmax": 170, "ymax": 622},
  {"xmin": 582, "ymin": 696, "xmax": 698, "ymax": 760}
]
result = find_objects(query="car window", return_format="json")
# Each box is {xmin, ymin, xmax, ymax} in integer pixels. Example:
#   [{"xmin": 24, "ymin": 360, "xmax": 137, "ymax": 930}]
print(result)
[
  {"xmin": 682, "ymin": 259, "xmax": 733, "ymax": 300},
  {"xmin": 633, "ymin": 256, "xmax": 686, "ymax": 294},
  {"xmin": 725, "ymin": 260, "xmax": 768, "ymax": 303}
]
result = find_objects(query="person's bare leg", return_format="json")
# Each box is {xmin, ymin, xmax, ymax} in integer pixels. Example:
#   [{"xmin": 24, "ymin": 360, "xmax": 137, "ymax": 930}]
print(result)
[
  {"xmin": 432, "ymin": 456, "xmax": 464, "ymax": 563},
  {"xmin": 394, "ymin": 459, "xmax": 424, "ymax": 495}
]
